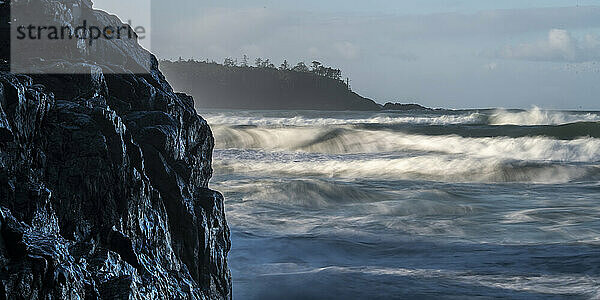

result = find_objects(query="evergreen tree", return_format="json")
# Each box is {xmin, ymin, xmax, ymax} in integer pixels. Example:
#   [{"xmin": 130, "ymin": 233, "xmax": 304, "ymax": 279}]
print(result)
[
  {"xmin": 293, "ymin": 62, "xmax": 309, "ymax": 72},
  {"xmin": 280, "ymin": 60, "xmax": 290, "ymax": 70},
  {"xmin": 311, "ymin": 61, "xmax": 321, "ymax": 72},
  {"xmin": 223, "ymin": 58, "xmax": 236, "ymax": 67}
]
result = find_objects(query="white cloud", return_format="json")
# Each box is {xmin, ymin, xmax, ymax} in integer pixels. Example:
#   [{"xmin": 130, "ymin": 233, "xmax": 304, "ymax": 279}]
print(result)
[
  {"xmin": 308, "ymin": 46, "xmax": 321, "ymax": 57},
  {"xmin": 496, "ymin": 29, "xmax": 600, "ymax": 62},
  {"xmin": 334, "ymin": 41, "xmax": 360, "ymax": 60},
  {"xmin": 583, "ymin": 34, "xmax": 600, "ymax": 49},
  {"xmin": 484, "ymin": 62, "xmax": 498, "ymax": 71}
]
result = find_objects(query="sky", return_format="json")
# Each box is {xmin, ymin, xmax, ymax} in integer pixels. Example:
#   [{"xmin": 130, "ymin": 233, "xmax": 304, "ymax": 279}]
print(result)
[{"xmin": 95, "ymin": 0, "xmax": 600, "ymax": 109}]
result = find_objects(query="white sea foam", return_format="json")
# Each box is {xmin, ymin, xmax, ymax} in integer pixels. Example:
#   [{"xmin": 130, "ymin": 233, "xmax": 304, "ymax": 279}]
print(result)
[
  {"xmin": 237, "ymin": 263, "xmax": 600, "ymax": 297},
  {"xmin": 213, "ymin": 126, "xmax": 600, "ymax": 162},
  {"xmin": 214, "ymin": 154, "xmax": 599, "ymax": 184},
  {"xmin": 205, "ymin": 113, "xmax": 483, "ymax": 126},
  {"xmin": 319, "ymin": 266, "xmax": 600, "ymax": 297},
  {"xmin": 490, "ymin": 106, "xmax": 600, "ymax": 125},
  {"xmin": 206, "ymin": 108, "xmax": 600, "ymax": 127}
]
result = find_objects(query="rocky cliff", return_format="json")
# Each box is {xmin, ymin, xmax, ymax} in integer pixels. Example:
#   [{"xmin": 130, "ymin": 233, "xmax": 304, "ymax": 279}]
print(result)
[{"xmin": 0, "ymin": 1, "xmax": 231, "ymax": 299}]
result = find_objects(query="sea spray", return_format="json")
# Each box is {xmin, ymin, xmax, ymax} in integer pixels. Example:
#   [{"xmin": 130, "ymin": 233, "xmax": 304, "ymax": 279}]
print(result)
[{"xmin": 489, "ymin": 106, "xmax": 600, "ymax": 125}]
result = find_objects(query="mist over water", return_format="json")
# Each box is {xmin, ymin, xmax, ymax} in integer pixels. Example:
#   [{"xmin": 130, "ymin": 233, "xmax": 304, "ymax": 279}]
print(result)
[{"xmin": 205, "ymin": 108, "xmax": 600, "ymax": 299}]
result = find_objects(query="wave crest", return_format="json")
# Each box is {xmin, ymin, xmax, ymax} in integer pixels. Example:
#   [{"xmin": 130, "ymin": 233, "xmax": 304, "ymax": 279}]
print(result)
[
  {"xmin": 206, "ymin": 113, "xmax": 483, "ymax": 126},
  {"xmin": 213, "ymin": 126, "xmax": 600, "ymax": 162},
  {"xmin": 489, "ymin": 107, "xmax": 600, "ymax": 126},
  {"xmin": 215, "ymin": 153, "xmax": 600, "ymax": 184}
]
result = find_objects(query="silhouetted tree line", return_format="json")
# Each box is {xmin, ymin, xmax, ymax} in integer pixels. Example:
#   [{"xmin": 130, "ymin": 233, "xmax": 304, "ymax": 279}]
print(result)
[
  {"xmin": 176, "ymin": 55, "xmax": 344, "ymax": 81},
  {"xmin": 160, "ymin": 57, "xmax": 383, "ymax": 110},
  {"xmin": 160, "ymin": 58, "xmax": 429, "ymax": 111}
]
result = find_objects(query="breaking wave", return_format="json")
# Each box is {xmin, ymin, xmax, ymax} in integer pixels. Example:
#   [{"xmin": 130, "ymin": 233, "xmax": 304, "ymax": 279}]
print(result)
[
  {"xmin": 213, "ymin": 126, "xmax": 600, "ymax": 162},
  {"xmin": 206, "ymin": 113, "xmax": 483, "ymax": 126},
  {"xmin": 215, "ymin": 152, "xmax": 600, "ymax": 184},
  {"xmin": 489, "ymin": 107, "xmax": 600, "ymax": 126},
  {"xmin": 205, "ymin": 107, "xmax": 600, "ymax": 127}
]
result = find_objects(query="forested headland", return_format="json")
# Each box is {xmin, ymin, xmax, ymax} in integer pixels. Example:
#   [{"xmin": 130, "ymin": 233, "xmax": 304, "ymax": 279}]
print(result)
[{"xmin": 159, "ymin": 57, "xmax": 382, "ymax": 111}]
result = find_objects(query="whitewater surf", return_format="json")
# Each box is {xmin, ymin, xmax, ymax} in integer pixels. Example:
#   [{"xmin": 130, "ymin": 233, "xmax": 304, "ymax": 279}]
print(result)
[{"xmin": 205, "ymin": 108, "xmax": 600, "ymax": 299}]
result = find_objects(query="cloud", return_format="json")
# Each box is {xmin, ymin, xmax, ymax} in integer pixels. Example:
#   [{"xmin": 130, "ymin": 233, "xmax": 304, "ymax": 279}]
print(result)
[
  {"xmin": 484, "ymin": 62, "xmax": 498, "ymax": 71},
  {"xmin": 334, "ymin": 42, "xmax": 360, "ymax": 60},
  {"xmin": 148, "ymin": 5, "xmax": 600, "ymax": 109},
  {"xmin": 495, "ymin": 29, "xmax": 600, "ymax": 62},
  {"xmin": 151, "ymin": 6, "xmax": 600, "ymax": 61}
]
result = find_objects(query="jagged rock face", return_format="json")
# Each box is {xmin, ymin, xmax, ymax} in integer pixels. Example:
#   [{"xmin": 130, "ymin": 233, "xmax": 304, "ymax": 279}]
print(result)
[{"xmin": 0, "ymin": 1, "xmax": 231, "ymax": 299}]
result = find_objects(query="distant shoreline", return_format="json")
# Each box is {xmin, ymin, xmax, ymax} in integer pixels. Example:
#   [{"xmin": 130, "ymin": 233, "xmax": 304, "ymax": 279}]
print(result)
[
  {"xmin": 160, "ymin": 60, "xmax": 599, "ymax": 113},
  {"xmin": 160, "ymin": 59, "xmax": 436, "ymax": 112}
]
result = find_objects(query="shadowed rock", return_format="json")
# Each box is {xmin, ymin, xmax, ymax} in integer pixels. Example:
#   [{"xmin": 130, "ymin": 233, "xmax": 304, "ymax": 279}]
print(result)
[{"xmin": 0, "ymin": 0, "xmax": 231, "ymax": 298}]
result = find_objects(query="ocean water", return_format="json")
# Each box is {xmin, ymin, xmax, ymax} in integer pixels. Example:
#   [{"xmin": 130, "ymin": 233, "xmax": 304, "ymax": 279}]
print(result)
[{"xmin": 204, "ymin": 107, "xmax": 600, "ymax": 299}]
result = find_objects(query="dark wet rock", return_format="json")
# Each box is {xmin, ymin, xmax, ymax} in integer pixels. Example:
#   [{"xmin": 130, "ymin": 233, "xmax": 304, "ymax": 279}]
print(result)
[{"xmin": 0, "ymin": 0, "xmax": 231, "ymax": 299}]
